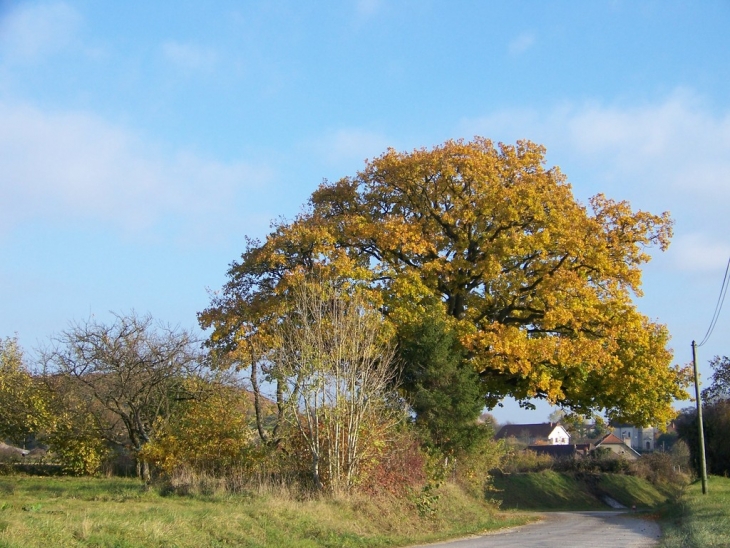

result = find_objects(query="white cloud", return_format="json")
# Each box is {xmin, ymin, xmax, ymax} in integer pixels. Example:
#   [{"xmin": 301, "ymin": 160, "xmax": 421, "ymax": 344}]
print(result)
[
  {"xmin": 0, "ymin": 101, "xmax": 273, "ymax": 239},
  {"xmin": 563, "ymin": 92, "xmax": 730, "ymax": 195},
  {"xmin": 508, "ymin": 32, "xmax": 535, "ymax": 55},
  {"xmin": 459, "ymin": 89, "xmax": 730, "ymax": 274},
  {"xmin": 309, "ymin": 128, "xmax": 392, "ymax": 168},
  {"xmin": 461, "ymin": 90, "xmax": 730, "ymax": 198},
  {"xmin": 161, "ymin": 41, "xmax": 218, "ymax": 71},
  {"xmin": 0, "ymin": 1, "xmax": 81, "ymax": 61}
]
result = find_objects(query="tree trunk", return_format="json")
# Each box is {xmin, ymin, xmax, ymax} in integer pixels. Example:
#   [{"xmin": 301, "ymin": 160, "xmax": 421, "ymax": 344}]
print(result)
[
  {"xmin": 136, "ymin": 455, "xmax": 151, "ymax": 483},
  {"xmin": 141, "ymin": 459, "xmax": 151, "ymax": 484},
  {"xmin": 312, "ymin": 452, "xmax": 323, "ymax": 491},
  {"xmin": 250, "ymin": 359, "xmax": 269, "ymax": 443}
]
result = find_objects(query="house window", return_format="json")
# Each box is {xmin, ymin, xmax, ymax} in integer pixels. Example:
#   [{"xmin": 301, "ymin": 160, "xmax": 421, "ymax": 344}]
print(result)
[{"xmin": 646, "ymin": 441, "xmax": 651, "ymax": 450}]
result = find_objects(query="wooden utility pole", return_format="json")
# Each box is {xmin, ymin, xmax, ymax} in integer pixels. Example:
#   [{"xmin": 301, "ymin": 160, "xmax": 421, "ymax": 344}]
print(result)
[{"xmin": 692, "ymin": 340, "xmax": 709, "ymax": 495}]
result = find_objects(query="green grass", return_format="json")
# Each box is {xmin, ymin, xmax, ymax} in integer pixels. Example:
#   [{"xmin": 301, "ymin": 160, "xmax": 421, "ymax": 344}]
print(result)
[
  {"xmin": 659, "ymin": 476, "xmax": 730, "ymax": 548},
  {"xmin": 0, "ymin": 476, "xmax": 532, "ymax": 547},
  {"xmin": 491, "ymin": 470, "xmax": 672, "ymax": 511},
  {"xmin": 491, "ymin": 470, "xmax": 604, "ymax": 510},
  {"xmin": 598, "ymin": 474, "xmax": 675, "ymax": 508}
]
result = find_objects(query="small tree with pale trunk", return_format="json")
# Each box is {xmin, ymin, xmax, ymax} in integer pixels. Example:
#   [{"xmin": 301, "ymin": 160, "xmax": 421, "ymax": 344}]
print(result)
[{"xmin": 273, "ymin": 278, "xmax": 398, "ymax": 493}]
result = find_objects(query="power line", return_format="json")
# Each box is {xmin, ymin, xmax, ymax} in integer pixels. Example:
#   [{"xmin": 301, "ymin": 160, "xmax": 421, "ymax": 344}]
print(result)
[{"xmin": 698, "ymin": 256, "xmax": 730, "ymax": 347}]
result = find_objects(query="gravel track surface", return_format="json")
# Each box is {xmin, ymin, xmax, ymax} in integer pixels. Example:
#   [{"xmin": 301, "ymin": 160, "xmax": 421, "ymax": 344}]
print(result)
[{"xmin": 411, "ymin": 511, "xmax": 661, "ymax": 548}]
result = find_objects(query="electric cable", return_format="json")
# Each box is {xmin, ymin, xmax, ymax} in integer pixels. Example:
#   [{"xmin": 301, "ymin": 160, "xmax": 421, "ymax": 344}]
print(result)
[{"xmin": 697, "ymin": 255, "xmax": 730, "ymax": 347}]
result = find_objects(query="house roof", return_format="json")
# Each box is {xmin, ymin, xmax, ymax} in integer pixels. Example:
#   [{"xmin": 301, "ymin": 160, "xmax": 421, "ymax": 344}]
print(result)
[
  {"xmin": 495, "ymin": 423, "xmax": 568, "ymax": 440},
  {"xmin": 595, "ymin": 433, "xmax": 642, "ymax": 457},
  {"xmin": 0, "ymin": 442, "xmax": 29, "ymax": 456},
  {"xmin": 596, "ymin": 433, "xmax": 627, "ymax": 446}
]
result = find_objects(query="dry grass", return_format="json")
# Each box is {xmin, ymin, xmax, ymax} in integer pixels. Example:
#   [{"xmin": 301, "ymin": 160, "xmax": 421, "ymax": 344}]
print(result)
[{"xmin": 0, "ymin": 475, "xmax": 532, "ymax": 547}]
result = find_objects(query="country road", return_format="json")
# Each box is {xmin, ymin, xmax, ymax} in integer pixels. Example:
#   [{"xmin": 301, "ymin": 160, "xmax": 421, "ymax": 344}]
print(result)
[{"xmin": 411, "ymin": 511, "xmax": 661, "ymax": 548}]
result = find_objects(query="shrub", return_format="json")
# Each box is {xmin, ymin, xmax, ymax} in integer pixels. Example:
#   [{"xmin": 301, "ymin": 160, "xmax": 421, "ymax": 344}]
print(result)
[
  {"xmin": 359, "ymin": 428, "xmax": 428, "ymax": 497},
  {"xmin": 45, "ymin": 412, "xmax": 110, "ymax": 476},
  {"xmin": 498, "ymin": 448, "xmax": 554, "ymax": 474},
  {"xmin": 140, "ymin": 384, "xmax": 263, "ymax": 477},
  {"xmin": 454, "ymin": 437, "xmax": 504, "ymax": 497},
  {"xmin": 631, "ymin": 444, "xmax": 691, "ymax": 486}
]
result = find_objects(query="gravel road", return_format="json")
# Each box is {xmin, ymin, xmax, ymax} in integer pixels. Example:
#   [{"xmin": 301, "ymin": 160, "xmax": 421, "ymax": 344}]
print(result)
[{"xmin": 411, "ymin": 511, "xmax": 661, "ymax": 548}]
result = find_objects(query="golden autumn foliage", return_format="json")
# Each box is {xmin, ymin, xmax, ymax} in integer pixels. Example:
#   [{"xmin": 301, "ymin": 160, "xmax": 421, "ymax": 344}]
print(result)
[
  {"xmin": 0, "ymin": 337, "xmax": 51, "ymax": 446},
  {"xmin": 201, "ymin": 138, "xmax": 688, "ymax": 427},
  {"xmin": 140, "ymin": 381, "xmax": 262, "ymax": 475},
  {"xmin": 45, "ymin": 408, "xmax": 110, "ymax": 476}
]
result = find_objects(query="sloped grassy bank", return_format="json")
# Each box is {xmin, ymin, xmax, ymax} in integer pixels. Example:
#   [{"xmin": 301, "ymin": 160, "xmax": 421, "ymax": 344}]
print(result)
[
  {"xmin": 491, "ymin": 470, "xmax": 675, "ymax": 511},
  {"xmin": 0, "ymin": 476, "xmax": 532, "ymax": 548}
]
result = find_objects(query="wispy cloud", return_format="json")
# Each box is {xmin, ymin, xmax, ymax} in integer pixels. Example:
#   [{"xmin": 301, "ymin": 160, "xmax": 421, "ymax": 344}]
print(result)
[
  {"xmin": 356, "ymin": 0, "xmax": 382, "ymax": 19},
  {"xmin": 161, "ymin": 41, "xmax": 218, "ymax": 71},
  {"xmin": 562, "ymin": 92, "xmax": 730, "ymax": 198},
  {"xmin": 309, "ymin": 128, "xmax": 392, "ymax": 168},
  {"xmin": 0, "ymin": 1, "xmax": 81, "ymax": 61},
  {"xmin": 0, "ymin": 101, "xmax": 273, "ymax": 241},
  {"xmin": 508, "ymin": 32, "xmax": 535, "ymax": 55},
  {"xmin": 462, "ymin": 90, "xmax": 730, "ymax": 198},
  {"xmin": 459, "ymin": 89, "xmax": 730, "ymax": 274}
]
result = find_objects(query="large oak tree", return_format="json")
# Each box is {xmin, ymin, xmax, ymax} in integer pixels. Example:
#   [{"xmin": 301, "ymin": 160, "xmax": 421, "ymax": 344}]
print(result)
[{"xmin": 201, "ymin": 138, "xmax": 688, "ymax": 427}]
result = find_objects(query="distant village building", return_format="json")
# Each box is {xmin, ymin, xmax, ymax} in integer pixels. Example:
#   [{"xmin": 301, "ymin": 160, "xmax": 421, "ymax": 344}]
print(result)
[
  {"xmin": 494, "ymin": 423, "xmax": 571, "ymax": 445},
  {"xmin": 495, "ymin": 422, "xmax": 650, "ymax": 461},
  {"xmin": 595, "ymin": 432, "xmax": 641, "ymax": 460},
  {"xmin": 610, "ymin": 424, "xmax": 656, "ymax": 452}
]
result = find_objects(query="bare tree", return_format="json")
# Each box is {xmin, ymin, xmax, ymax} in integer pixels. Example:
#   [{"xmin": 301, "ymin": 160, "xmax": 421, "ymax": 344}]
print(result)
[
  {"xmin": 273, "ymin": 279, "xmax": 398, "ymax": 493},
  {"xmin": 42, "ymin": 312, "xmax": 204, "ymax": 481}
]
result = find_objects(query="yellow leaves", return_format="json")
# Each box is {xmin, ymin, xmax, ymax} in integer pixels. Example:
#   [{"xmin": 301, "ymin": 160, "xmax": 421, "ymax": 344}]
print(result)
[
  {"xmin": 46, "ymin": 410, "xmax": 109, "ymax": 475},
  {"xmin": 376, "ymin": 218, "xmax": 434, "ymax": 256},
  {"xmin": 142, "ymin": 385, "xmax": 261, "ymax": 474},
  {"xmin": 588, "ymin": 193, "xmax": 674, "ymax": 291},
  {"xmin": 464, "ymin": 312, "xmax": 687, "ymax": 422},
  {"xmin": 204, "ymin": 136, "xmax": 683, "ymax": 426},
  {"xmin": 0, "ymin": 337, "xmax": 52, "ymax": 443}
]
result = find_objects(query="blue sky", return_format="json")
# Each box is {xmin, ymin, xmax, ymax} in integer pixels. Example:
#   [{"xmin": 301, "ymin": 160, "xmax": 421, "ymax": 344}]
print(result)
[{"xmin": 1, "ymin": 1, "xmax": 729, "ymax": 423}]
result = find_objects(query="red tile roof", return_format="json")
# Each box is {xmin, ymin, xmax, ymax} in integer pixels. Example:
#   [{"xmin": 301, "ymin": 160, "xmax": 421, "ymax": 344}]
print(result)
[{"xmin": 596, "ymin": 433, "xmax": 626, "ymax": 445}]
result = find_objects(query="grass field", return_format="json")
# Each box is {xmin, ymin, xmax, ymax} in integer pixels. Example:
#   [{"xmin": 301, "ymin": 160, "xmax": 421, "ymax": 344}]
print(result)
[
  {"xmin": 490, "ymin": 470, "xmax": 673, "ymax": 511},
  {"xmin": 0, "ymin": 476, "xmax": 532, "ymax": 548},
  {"xmin": 659, "ymin": 476, "xmax": 730, "ymax": 548}
]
